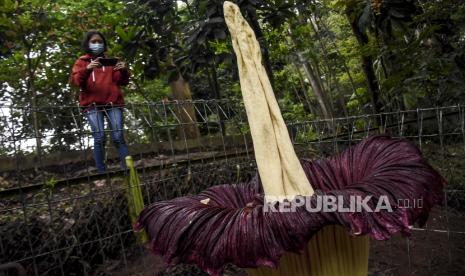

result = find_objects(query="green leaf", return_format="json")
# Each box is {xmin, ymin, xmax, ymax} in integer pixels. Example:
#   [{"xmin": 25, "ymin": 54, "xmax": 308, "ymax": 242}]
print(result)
[{"xmin": 115, "ymin": 25, "xmax": 129, "ymax": 42}]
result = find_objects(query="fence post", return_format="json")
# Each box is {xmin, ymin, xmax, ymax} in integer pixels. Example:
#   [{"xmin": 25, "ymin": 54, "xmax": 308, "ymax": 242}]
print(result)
[{"xmin": 125, "ymin": 156, "xmax": 148, "ymax": 244}]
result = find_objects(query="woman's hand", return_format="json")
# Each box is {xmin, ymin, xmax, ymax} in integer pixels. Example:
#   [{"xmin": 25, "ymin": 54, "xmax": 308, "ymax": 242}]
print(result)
[
  {"xmin": 86, "ymin": 58, "xmax": 101, "ymax": 71},
  {"xmin": 113, "ymin": 61, "xmax": 126, "ymax": 71}
]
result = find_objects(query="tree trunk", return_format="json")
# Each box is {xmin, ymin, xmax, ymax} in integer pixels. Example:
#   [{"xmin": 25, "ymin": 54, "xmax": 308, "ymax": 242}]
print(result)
[
  {"xmin": 169, "ymin": 73, "xmax": 200, "ymax": 140},
  {"xmin": 294, "ymin": 64, "xmax": 318, "ymax": 118},
  {"xmin": 314, "ymin": 14, "xmax": 358, "ymax": 96},
  {"xmin": 205, "ymin": 43, "xmax": 221, "ymax": 99},
  {"xmin": 311, "ymin": 57, "xmax": 335, "ymax": 114},
  {"xmin": 346, "ymin": 7, "xmax": 382, "ymax": 115},
  {"xmin": 210, "ymin": 63, "xmax": 220, "ymax": 99},
  {"xmin": 30, "ymin": 81, "xmax": 42, "ymax": 156},
  {"xmin": 206, "ymin": 62, "xmax": 226, "ymax": 135},
  {"xmin": 309, "ymin": 15, "xmax": 348, "ymax": 117},
  {"xmin": 297, "ymin": 52, "xmax": 333, "ymax": 119},
  {"xmin": 288, "ymin": 23, "xmax": 333, "ymax": 119},
  {"xmin": 26, "ymin": 57, "xmax": 42, "ymax": 160}
]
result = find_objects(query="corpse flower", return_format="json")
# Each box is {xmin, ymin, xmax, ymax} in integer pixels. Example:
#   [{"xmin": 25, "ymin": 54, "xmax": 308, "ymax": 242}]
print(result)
[
  {"xmin": 136, "ymin": 2, "xmax": 446, "ymax": 275},
  {"xmin": 135, "ymin": 135, "xmax": 446, "ymax": 275}
]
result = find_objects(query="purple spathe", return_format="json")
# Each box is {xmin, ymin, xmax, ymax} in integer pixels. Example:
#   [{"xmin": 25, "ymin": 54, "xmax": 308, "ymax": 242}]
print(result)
[{"xmin": 135, "ymin": 135, "xmax": 446, "ymax": 276}]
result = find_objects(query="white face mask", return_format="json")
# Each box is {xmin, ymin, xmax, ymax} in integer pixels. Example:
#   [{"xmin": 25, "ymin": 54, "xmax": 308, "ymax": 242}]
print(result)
[{"xmin": 89, "ymin": 42, "xmax": 104, "ymax": 54}]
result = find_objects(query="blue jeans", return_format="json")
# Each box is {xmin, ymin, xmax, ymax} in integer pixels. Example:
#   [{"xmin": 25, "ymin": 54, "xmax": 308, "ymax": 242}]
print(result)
[{"xmin": 86, "ymin": 107, "xmax": 129, "ymax": 172}]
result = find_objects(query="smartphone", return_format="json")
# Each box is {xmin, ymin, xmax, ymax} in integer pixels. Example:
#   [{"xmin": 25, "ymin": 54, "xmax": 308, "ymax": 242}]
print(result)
[{"xmin": 98, "ymin": 58, "xmax": 119, "ymax": 66}]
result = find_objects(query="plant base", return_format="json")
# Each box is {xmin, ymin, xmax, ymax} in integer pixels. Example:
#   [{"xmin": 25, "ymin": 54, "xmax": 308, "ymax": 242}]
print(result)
[{"xmin": 247, "ymin": 225, "xmax": 369, "ymax": 276}]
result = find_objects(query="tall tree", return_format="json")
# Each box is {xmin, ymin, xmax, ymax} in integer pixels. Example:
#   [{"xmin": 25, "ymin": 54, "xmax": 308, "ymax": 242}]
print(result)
[{"xmin": 345, "ymin": 0, "xmax": 382, "ymax": 115}]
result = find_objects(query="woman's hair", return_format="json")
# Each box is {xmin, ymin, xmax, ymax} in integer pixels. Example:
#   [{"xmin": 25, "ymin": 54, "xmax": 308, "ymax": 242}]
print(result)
[{"xmin": 81, "ymin": 30, "xmax": 108, "ymax": 54}]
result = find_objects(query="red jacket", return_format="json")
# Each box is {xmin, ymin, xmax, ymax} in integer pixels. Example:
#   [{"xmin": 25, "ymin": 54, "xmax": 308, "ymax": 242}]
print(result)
[{"xmin": 71, "ymin": 54, "xmax": 129, "ymax": 108}]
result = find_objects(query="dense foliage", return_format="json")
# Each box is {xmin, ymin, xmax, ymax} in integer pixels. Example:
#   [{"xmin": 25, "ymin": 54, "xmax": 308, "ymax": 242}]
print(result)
[{"xmin": 0, "ymin": 0, "xmax": 464, "ymax": 150}]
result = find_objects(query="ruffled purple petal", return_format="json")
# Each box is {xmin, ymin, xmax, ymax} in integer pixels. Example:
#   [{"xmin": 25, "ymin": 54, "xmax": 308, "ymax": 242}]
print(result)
[{"xmin": 135, "ymin": 135, "xmax": 446, "ymax": 275}]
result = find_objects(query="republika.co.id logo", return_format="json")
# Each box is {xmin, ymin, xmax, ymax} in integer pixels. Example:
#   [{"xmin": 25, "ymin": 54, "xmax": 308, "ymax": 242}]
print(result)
[{"xmin": 263, "ymin": 194, "xmax": 423, "ymax": 213}]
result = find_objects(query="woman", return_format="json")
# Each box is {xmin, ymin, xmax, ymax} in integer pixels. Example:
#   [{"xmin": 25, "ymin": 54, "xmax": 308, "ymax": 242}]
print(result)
[{"xmin": 71, "ymin": 30, "xmax": 129, "ymax": 173}]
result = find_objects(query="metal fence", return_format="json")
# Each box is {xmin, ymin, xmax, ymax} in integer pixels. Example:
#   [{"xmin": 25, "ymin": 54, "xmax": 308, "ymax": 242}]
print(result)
[{"xmin": 0, "ymin": 101, "xmax": 464, "ymax": 276}]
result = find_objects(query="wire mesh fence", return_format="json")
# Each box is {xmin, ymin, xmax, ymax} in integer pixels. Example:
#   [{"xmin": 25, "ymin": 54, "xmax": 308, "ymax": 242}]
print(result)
[{"xmin": 0, "ymin": 100, "xmax": 464, "ymax": 275}]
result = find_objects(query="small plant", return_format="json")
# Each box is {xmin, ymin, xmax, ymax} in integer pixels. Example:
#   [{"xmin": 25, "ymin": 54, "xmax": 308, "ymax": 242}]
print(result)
[{"xmin": 43, "ymin": 177, "xmax": 58, "ymax": 197}]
